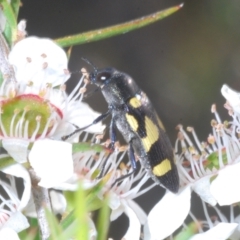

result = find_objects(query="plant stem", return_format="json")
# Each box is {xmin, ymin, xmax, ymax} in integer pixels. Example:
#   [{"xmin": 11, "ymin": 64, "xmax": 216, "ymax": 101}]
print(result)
[
  {"xmin": 0, "ymin": 32, "xmax": 16, "ymax": 83},
  {"xmin": 29, "ymin": 168, "xmax": 51, "ymax": 240}
]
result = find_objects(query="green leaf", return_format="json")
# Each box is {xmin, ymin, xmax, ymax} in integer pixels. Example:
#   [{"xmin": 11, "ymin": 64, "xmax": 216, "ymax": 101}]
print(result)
[
  {"xmin": 1, "ymin": 0, "xmax": 17, "ymax": 46},
  {"xmin": 18, "ymin": 229, "xmax": 38, "ymax": 240},
  {"xmin": 61, "ymin": 183, "xmax": 92, "ymax": 239},
  {"xmin": 62, "ymin": 180, "xmax": 106, "ymax": 230},
  {"xmin": 55, "ymin": 4, "xmax": 183, "ymax": 48},
  {"xmin": 60, "ymin": 210, "xmax": 75, "ymax": 231},
  {"xmin": 0, "ymin": 72, "xmax": 4, "ymax": 86},
  {"xmin": 205, "ymin": 148, "xmax": 227, "ymax": 170},
  {"xmin": 45, "ymin": 208, "xmax": 65, "ymax": 240},
  {"xmin": 18, "ymin": 218, "xmax": 40, "ymax": 240},
  {"xmin": 0, "ymin": 156, "xmax": 15, "ymax": 169},
  {"xmin": 96, "ymin": 194, "xmax": 110, "ymax": 240},
  {"xmin": 72, "ymin": 142, "xmax": 105, "ymax": 154},
  {"xmin": 75, "ymin": 183, "xmax": 89, "ymax": 240},
  {"xmin": 174, "ymin": 222, "xmax": 199, "ymax": 240},
  {"xmin": 10, "ymin": 0, "xmax": 21, "ymax": 18}
]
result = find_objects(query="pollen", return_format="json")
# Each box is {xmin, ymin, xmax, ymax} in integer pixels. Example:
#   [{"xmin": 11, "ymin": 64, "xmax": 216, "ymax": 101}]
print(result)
[
  {"xmin": 46, "ymin": 83, "xmax": 53, "ymax": 88},
  {"xmin": 9, "ymin": 89, "xmax": 16, "ymax": 98},
  {"xmin": 27, "ymin": 81, "xmax": 33, "ymax": 86},
  {"xmin": 42, "ymin": 62, "xmax": 48, "ymax": 69},
  {"xmin": 35, "ymin": 115, "xmax": 41, "ymax": 122},
  {"xmin": 79, "ymin": 87, "xmax": 87, "ymax": 93},
  {"xmin": 26, "ymin": 57, "xmax": 32, "ymax": 63},
  {"xmin": 41, "ymin": 53, "xmax": 47, "ymax": 58},
  {"xmin": 207, "ymin": 134, "xmax": 215, "ymax": 144}
]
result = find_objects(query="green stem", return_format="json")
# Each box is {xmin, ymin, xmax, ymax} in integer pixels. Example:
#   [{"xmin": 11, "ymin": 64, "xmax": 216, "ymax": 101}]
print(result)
[
  {"xmin": 0, "ymin": 0, "xmax": 17, "ymax": 46},
  {"xmin": 55, "ymin": 4, "xmax": 183, "ymax": 48}
]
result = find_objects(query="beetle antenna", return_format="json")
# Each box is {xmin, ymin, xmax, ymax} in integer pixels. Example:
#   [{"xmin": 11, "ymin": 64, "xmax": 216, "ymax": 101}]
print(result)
[{"xmin": 81, "ymin": 57, "xmax": 98, "ymax": 75}]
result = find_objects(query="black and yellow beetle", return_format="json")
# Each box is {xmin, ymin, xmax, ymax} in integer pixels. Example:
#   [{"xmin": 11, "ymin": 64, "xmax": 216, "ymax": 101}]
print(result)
[{"xmin": 63, "ymin": 65, "xmax": 179, "ymax": 193}]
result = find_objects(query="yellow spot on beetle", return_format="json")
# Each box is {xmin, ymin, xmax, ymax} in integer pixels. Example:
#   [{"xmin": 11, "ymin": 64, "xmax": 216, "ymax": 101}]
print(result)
[
  {"xmin": 142, "ymin": 116, "xmax": 159, "ymax": 152},
  {"xmin": 126, "ymin": 113, "xmax": 138, "ymax": 131},
  {"xmin": 129, "ymin": 97, "xmax": 141, "ymax": 108},
  {"xmin": 153, "ymin": 159, "xmax": 172, "ymax": 176}
]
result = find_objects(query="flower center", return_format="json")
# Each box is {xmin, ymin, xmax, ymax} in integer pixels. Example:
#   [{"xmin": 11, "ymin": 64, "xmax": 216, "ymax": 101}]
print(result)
[{"xmin": 0, "ymin": 94, "xmax": 62, "ymax": 139}]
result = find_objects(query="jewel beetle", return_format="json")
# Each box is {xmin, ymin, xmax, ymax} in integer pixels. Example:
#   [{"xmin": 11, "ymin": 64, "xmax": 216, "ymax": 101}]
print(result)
[{"xmin": 63, "ymin": 64, "xmax": 179, "ymax": 193}]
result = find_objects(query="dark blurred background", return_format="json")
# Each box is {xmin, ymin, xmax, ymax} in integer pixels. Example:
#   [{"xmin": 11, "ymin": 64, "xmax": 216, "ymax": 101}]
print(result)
[{"xmin": 19, "ymin": 0, "xmax": 240, "ymax": 238}]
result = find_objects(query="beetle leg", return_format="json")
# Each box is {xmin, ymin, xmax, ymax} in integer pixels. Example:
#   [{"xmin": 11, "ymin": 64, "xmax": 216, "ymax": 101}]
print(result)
[
  {"xmin": 96, "ymin": 152, "xmax": 112, "ymax": 179},
  {"xmin": 96, "ymin": 119, "xmax": 117, "ymax": 179},
  {"xmin": 109, "ymin": 118, "xmax": 117, "ymax": 150},
  {"xmin": 111, "ymin": 140, "xmax": 138, "ymax": 186},
  {"xmin": 62, "ymin": 109, "xmax": 111, "ymax": 140}
]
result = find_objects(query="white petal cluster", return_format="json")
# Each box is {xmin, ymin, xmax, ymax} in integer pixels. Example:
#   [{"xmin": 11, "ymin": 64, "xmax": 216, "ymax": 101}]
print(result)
[
  {"xmin": 0, "ymin": 165, "xmax": 30, "ymax": 237},
  {"xmin": 0, "ymin": 37, "xmax": 104, "ymax": 189},
  {"xmin": 146, "ymin": 84, "xmax": 240, "ymax": 240}
]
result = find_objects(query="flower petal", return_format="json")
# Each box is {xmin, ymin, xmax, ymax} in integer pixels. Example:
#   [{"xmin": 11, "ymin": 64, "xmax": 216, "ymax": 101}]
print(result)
[
  {"xmin": 192, "ymin": 176, "xmax": 217, "ymax": 206},
  {"xmin": 123, "ymin": 204, "xmax": 141, "ymax": 240},
  {"xmin": 1, "ymin": 164, "xmax": 31, "ymax": 210},
  {"xmin": 3, "ymin": 211, "xmax": 29, "ymax": 233},
  {"xmin": 2, "ymin": 139, "xmax": 30, "ymax": 163},
  {"xmin": 9, "ymin": 37, "xmax": 69, "ymax": 87},
  {"xmin": 189, "ymin": 223, "xmax": 238, "ymax": 240},
  {"xmin": 127, "ymin": 200, "xmax": 147, "ymax": 225},
  {"xmin": 0, "ymin": 228, "xmax": 20, "ymax": 240},
  {"xmin": 146, "ymin": 186, "xmax": 191, "ymax": 240},
  {"xmin": 210, "ymin": 163, "xmax": 240, "ymax": 205},
  {"xmin": 29, "ymin": 139, "xmax": 73, "ymax": 188},
  {"xmin": 49, "ymin": 190, "xmax": 67, "ymax": 215},
  {"xmin": 66, "ymin": 102, "xmax": 105, "ymax": 134},
  {"xmin": 110, "ymin": 204, "xmax": 125, "ymax": 221},
  {"xmin": 221, "ymin": 84, "xmax": 240, "ymax": 114}
]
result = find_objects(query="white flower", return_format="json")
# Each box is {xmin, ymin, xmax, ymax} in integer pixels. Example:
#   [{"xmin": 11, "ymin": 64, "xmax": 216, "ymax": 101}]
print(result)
[
  {"xmin": 0, "ymin": 36, "xmax": 104, "ymax": 188},
  {"xmin": 146, "ymin": 85, "xmax": 240, "ymax": 239},
  {"xmin": 190, "ymin": 223, "xmax": 238, "ymax": 240},
  {"xmin": 56, "ymin": 141, "xmax": 153, "ymax": 240},
  {"xmin": 221, "ymin": 84, "xmax": 240, "ymax": 114},
  {"xmin": 29, "ymin": 139, "xmax": 73, "ymax": 188},
  {"xmin": 145, "ymin": 186, "xmax": 191, "ymax": 240},
  {"xmin": 23, "ymin": 190, "xmax": 67, "ymax": 218},
  {"xmin": 0, "ymin": 228, "xmax": 20, "ymax": 240},
  {"xmin": 1, "ymin": 164, "xmax": 31, "ymax": 211},
  {"xmin": 0, "ymin": 164, "xmax": 30, "ymax": 236},
  {"xmin": 102, "ymin": 150, "xmax": 154, "ymax": 240},
  {"xmin": 188, "ymin": 200, "xmax": 239, "ymax": 240}
]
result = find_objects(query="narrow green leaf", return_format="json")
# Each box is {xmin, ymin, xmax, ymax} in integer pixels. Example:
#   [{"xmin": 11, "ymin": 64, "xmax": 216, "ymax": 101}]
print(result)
[
  {"xmin": 0, "ymin": 156, "xmax": 15, "ymax": 169},
  {"xmin": 1, "ymin": 0, "xmax": 17, "ymax": 46},
  {"xmin": 72, "ymin": 142, "xmax": 104, "ymax": 154},
  {"xmin": 75, "ymin": 183, "xmax": 89, "ymax": 240},
  {"xmin": 60, "ymin": 210, "xmax": 75, "ymax": 231},
  {"xmin": 45, "ymin": 208, "xmax": 64, "ymax": 240},
  {"xmin": 0, "ymin": 72, "xmax": 4, "ymax": 87},
  {"xmin": 62, "ymin": 180, "xmax": 105, "ymax": 231},
  {"xmin": 10, "ymin": 0, "xmax": 21, "ymax": 17},
  {"xmin": 18, "ymin": 227, "xmax": 38, "ymax": 240},
  {"xmin": 55, "ymin": 4, "xmax": 183, "ymax": 48},
  {"xmin": 96, "ymin": 195, "xmax": 110, "ymax": 240},
  {"xmin": 174, "ymin": 222, "xmax": 199, "ymax": 240}
]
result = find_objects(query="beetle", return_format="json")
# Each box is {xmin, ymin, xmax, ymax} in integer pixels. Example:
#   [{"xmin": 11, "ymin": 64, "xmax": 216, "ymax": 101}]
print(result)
[{"xmin": 63, "ymin": 65, "xmax": 179, "ymax": 193}]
